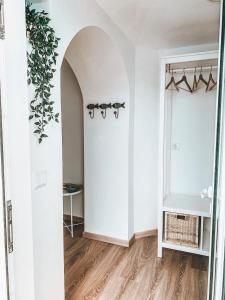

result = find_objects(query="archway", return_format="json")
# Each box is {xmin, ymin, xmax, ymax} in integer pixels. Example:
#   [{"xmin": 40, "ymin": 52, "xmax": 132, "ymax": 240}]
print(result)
[
  {"xmin": 61, "ymin": 58, "xmax": 84, "ymax": 233},
  {"xmin": 60, "ymin": 26, "xmax": 131, "ymax": 297}
]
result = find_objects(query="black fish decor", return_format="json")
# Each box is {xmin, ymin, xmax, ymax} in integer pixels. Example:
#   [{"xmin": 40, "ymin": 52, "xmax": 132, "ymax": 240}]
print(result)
[
  {"xmin": 87, "ymin": 103, "xmax": 99, "ymax": 119},
  {"xmin": 87, "ymin": 102, "xmax": 125, "ymax": 119},
  {"xmin": 99, "ymin": 103, "xmax": 112, "ymax": 119},
  {"xmin": 112, "ymin": 102, "xmax": 125, "ymax": 119}
]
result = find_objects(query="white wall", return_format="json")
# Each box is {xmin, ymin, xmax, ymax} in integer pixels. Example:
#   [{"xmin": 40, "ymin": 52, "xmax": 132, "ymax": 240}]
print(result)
[
  {"xmin": 134, "ymin": 46, "xmax": 159, "ymax": 232},
  {"xmin": 61, "ymin": 59, "xmax": 84, "ymax": 217},
  {"xmin": 30, "ymin": 1, "xmax": 135, "ymax": 299}
]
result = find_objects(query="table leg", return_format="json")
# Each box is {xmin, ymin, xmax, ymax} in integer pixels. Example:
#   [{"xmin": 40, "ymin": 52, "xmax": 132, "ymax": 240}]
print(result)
[{"xmin": 70, "ymin": 195, "xmax": 73, "ymax": 238}]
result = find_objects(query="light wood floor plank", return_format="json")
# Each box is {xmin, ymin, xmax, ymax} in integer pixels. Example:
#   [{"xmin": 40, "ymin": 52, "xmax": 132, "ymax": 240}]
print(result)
[{"xmin": 64, "ymin": 227, "xmax": 208, "ymax": 300}]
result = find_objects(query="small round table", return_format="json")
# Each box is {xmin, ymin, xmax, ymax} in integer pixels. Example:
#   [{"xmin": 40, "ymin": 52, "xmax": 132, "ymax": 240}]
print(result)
[{"xmin": 63, "ymin": 189, "xmax": 83, "ymax": 237}]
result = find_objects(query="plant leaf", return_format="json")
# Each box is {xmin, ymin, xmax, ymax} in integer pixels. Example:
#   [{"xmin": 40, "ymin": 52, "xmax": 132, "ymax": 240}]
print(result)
[{"xmin": 26, "ymin": 3, "xmax": 60, "ymax": 143}]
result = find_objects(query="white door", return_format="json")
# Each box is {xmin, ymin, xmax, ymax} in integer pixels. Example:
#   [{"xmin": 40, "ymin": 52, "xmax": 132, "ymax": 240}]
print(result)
[
  {"xmin": 0, "ymin": 2, "xmax": 8, "ymax": 298},
  {"xmin": 0, "ymin": 90, "xmax": 9, "ymax": 298},
  {"xmin": 0, "ymin": 1, "xmax": 36, "ymax": 299},
  {"xmin": 0, "ymin": 33, "xmax": 11, "ymax": 300}
]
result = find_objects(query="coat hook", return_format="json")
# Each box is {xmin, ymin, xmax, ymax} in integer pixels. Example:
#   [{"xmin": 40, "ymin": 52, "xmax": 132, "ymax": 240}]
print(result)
[
  {"xmin": 87, "ymin": 103, "xmax": 99, "ymax": 119},
  {"xmin": 112, "ymin": 102, "xmax": 125, "ymax": 119},
  {"xmin": 89, "ymin": 110, "xmax": 94, "ymax": 119},
  {"xmin": 114, "ymin": 109, "xmax": 119, "ymax": 119},
  {"xmin": 101, "ymin": 110, "xmax": 106, "ymax": 119},
  {"xmin": 99, "ymin": 103, "xmax": 111, "ymax": 119}
]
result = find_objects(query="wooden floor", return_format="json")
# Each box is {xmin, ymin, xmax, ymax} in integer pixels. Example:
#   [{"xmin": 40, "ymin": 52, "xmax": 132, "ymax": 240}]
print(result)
[{"xmin": 64, "ymin": 224, "xmax": 208, "ymax": 300}]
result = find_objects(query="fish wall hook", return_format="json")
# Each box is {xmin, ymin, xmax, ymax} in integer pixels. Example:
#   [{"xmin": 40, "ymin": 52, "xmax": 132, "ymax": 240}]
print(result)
[
  {"xmin": 87, "ymin": 103, "xmax": 99, "ymax": 119},
  {"xmin": 99, "ymin": 103, "xmax": 112, "ymax": 119},
  {"xmin": 87, "ymin": 102, "xmax": 125, "ymax": 119},
  {"xmin": 112, "ymin": 102, "xmax": 125, "ymax": 119}
]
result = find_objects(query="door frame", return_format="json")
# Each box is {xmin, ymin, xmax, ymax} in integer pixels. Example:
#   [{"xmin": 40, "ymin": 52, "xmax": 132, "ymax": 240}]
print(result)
[
  {"xmin": 211, "ymin": 1, "xmax": 225, "ymax": 299},
  {"xmin": 0, "ymin": 41, "xmax": 9, "ymax": 300}
]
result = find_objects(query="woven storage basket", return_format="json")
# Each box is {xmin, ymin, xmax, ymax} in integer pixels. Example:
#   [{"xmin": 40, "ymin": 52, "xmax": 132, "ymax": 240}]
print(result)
[{"xmin": 164, "ymin": 212, "xmax": 199, "ymax": 248}]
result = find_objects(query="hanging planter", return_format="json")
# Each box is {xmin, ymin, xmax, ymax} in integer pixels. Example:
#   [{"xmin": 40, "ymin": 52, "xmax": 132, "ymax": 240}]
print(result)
[{"xmin": 26, "ymin": 3, "xmax": 60, "ymax": 143}]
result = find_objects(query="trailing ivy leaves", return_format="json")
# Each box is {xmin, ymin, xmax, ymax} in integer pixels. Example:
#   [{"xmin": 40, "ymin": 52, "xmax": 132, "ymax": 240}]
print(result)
[{"xmin": 26, "ymin": 3, "xmax": 60, "ymax": 143}]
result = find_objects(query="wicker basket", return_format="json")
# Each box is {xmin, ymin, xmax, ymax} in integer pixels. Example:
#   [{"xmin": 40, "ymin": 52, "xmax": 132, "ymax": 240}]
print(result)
[{"xmin": 164, "ymin": 212, "xmax": 199, "ymax": 248}]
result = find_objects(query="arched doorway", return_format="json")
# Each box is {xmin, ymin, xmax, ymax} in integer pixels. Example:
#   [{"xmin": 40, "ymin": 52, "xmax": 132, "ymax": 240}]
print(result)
[
  {"xmin": 60, "ymin": 26, "xmax": 131, "ymax": 298},
  {"xmin": 61, "ymin": 58, "xmax": 84, "ymax": 237}
]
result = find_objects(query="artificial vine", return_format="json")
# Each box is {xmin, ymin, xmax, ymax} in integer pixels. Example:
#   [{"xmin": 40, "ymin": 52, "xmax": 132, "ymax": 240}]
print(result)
[{"xmin": 26, "ymin": 3, "xmax": 60, "ymax": 143}]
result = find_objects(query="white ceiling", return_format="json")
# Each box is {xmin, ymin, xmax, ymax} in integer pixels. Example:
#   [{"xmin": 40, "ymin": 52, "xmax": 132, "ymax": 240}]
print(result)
[
  {"xmin": 31, "ymin": 0, "xmax": 47, "ymax": 3},
  {"xmin": 96, "ymin": 0, "xmax": 220, "ymax": 48}
]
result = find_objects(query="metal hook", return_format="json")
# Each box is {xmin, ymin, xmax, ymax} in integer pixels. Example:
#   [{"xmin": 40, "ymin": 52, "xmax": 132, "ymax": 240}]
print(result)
[
  {"xmin": 99, "ymin": 103, "xmax": 111, "ymax": 119},
  {"xmin": 101, "ymin": 109, "xmax": 107, "ymax": 119},
  {"xmin": 89, "ymin": 110, "xmax": 94, "ymax": 119},
  {"xmin": 114, "ymin": 109, "xmax": 119, "ymax": 119},
  {"xmin": 87, "ymin": 103, "xmax": 99, "ymax": 119},
  {"xmin": 112, "ymin": 102, "xmax": 125, "ymax": 118}
]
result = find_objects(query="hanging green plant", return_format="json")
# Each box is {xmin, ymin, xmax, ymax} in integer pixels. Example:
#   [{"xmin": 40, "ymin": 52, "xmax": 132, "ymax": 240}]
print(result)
[{"xmin": 26, "ymin": 3, "xmax": 60, "ymax": 143}]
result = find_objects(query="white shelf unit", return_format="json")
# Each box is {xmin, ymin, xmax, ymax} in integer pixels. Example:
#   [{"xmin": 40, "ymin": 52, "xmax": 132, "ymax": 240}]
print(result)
[
  {"xmin": 162, "ymin": 194, "xmax": 211, "ymax": 256},
  {"xmin": 158, "ymin": 50, "xmax": 218, "ymax": 258}
]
